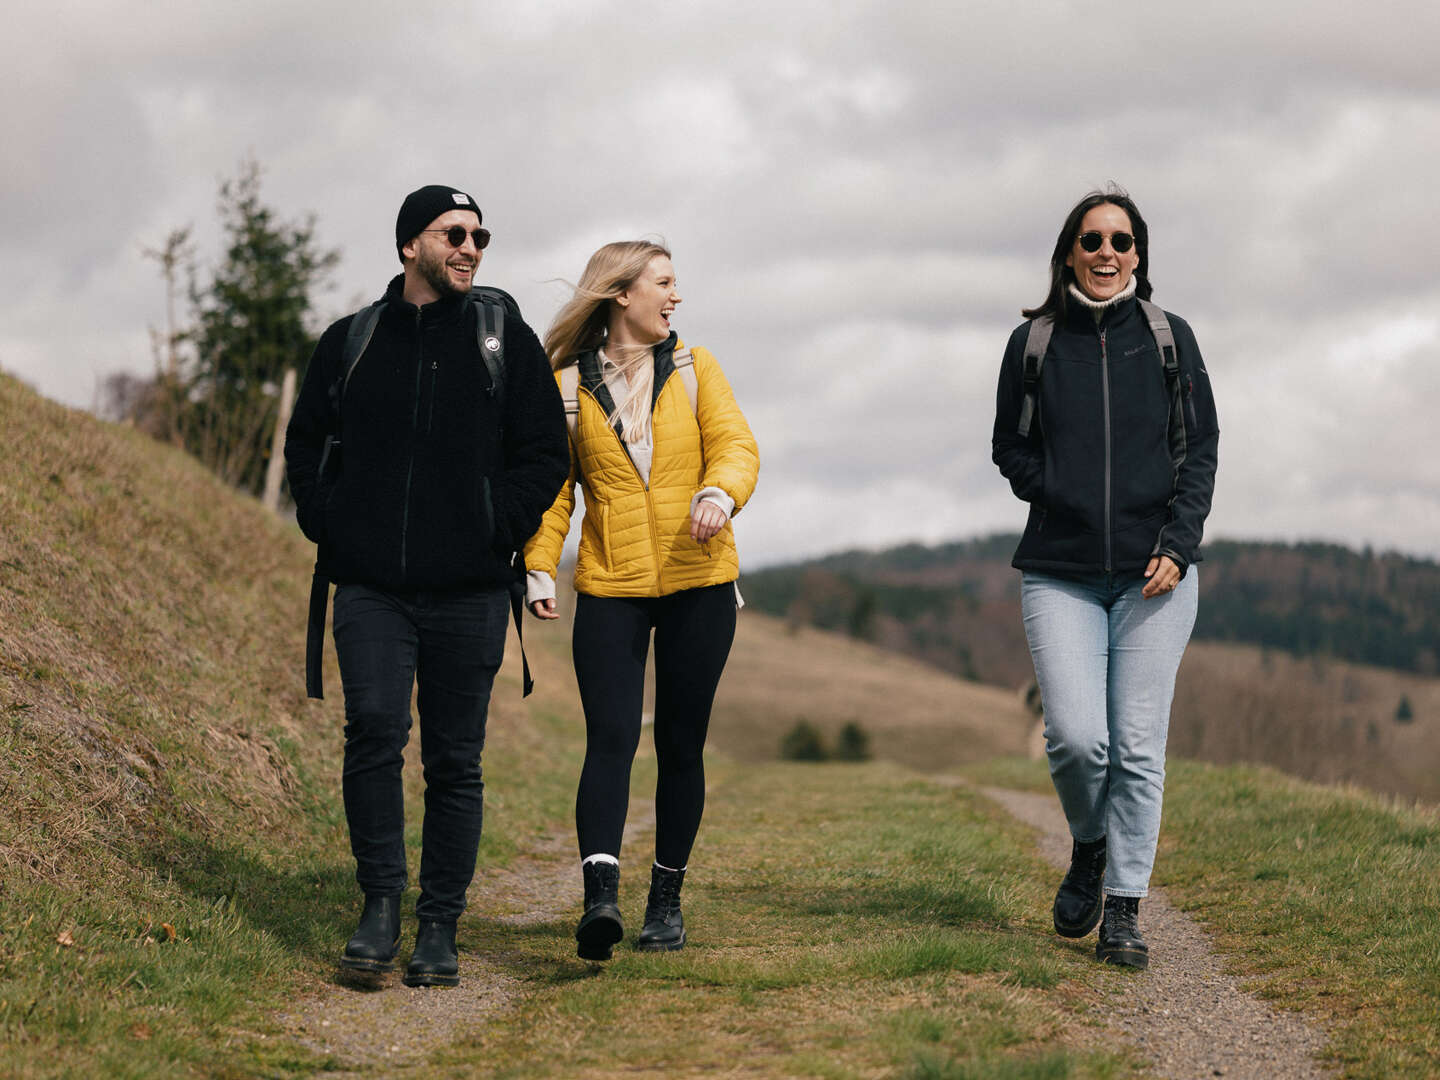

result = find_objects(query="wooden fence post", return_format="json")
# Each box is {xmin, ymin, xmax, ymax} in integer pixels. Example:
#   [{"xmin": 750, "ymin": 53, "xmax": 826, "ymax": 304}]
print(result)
[{"xmin": 262, "ymin": 367, "xmax": 298, "ymax": 514}]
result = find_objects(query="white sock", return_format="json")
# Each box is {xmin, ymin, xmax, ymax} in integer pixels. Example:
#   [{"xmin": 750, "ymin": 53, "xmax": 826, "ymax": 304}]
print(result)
[
  {"xmin": 582, "ymin": 853, "xmax": 618, "ymax": 868},
  {"xmin": 654, "ymin": 860, "xmax": 686, "ymax": 873}
]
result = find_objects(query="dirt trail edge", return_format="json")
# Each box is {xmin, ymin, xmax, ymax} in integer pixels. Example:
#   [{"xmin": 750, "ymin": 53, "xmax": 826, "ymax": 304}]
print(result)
[
  {"xmin": 274, "ymin": 799, "xmax": 657, "ymax": 1075},
  {"xmin": 975, "ymin": 783, "xmax": 1336, "ymax": 1080}
]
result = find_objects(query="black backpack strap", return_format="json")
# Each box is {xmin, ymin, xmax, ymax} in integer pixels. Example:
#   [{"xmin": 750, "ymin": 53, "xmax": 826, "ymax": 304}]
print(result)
[
  {"xmin": 338, "ymin": 301, "xmax": 386, "ymax": 408},
  {"xmin": 305, "ymin": 568, "xmax": 330, "ymax": 699},
  {"xmin": 507, "ymin": 555, "xmax": 534, "ymax": 698},
  {"xmin": 468, "ymin": 287, "xmax": 531, "ymax": 694},
  {"xmin": 1017, "ymin": 315, "xmax": 1054, "ymax": 438},
  {"xmin": 1138, "ymin": 299, "xmax": 1186, "ymax": 472},
  {"xmin": 472, "ymin": 297, "xmax": 507, "ymax": 409},
  {"xmin": 305, "ymin": 302, "xmax": 385, "ymax": 699}
]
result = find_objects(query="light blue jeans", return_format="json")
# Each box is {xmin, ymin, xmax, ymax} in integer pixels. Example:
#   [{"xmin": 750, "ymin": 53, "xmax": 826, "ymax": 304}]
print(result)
[{"xmin": 1020, "ymin": 570, "xmax": 1198, "ymax": 897}]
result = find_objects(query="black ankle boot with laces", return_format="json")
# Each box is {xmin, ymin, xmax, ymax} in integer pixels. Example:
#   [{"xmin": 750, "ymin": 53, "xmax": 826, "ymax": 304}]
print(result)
[
  {"xmin": 576, "ymin": 861, "xmax": 623, "ymax": 961},
  {"xmin": 635, "ymin": 865, "xmax": 686, "ymax": 952},
  {"xmin": 1096, "ymin": 894, "xmax": 1148, "ymax": 969},
  {"xmin": 1053, "ymin": 836, "xmax": 1106, "ymax": 938}
]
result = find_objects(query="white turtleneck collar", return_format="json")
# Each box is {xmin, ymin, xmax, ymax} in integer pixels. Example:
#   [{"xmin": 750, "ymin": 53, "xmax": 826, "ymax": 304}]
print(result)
[{"xmin": 1068, "ymin": 276, "xmax": 1137, "ymax": 319}]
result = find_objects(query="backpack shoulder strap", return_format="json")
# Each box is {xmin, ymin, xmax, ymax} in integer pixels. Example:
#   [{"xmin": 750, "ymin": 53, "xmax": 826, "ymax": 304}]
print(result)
[
  {"xmin": 559, "ymin": 362, "xmax": 581, "ymax": 444},
  {"xmin": 336, "ymin": 301, "xmax": 386, "ymax": 410},
  {"xmin": 1138, "ymin": 299, "xmax": 1187, "ymax": 471},
  {"xmin": 672, "ymin": 346, "xmax": 698, "ymax": 417},
  {"xmin": 1137, "ymin": 299, "xmax": 1178, "ymax": 380},
  {"xmin": 1016, "ymin": 316, "xmax": 1054, "ymax": 438},
  {"xmin": 471, "ymin": 298, "xmax": 506, "ymax": 408}
]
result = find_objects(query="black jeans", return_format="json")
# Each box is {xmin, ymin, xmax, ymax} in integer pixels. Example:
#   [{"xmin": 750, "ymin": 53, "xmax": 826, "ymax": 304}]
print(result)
[
  {"xmin": 332, "ymin": 583, "xmax": 508, "ymax": 921},
  {"xmin": 572, "ymin": 583, "xmax": 737, "ymax": 869}
]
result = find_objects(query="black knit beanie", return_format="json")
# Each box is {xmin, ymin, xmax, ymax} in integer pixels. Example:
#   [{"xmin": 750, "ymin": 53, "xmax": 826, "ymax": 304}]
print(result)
[{"xmin": 395, "ymin": 185, "xmax": 482, "ymax": 255}]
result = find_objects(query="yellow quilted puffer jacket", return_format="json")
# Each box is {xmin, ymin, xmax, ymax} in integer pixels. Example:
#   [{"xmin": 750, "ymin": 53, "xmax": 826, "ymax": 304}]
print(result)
[{"xmin": 524, "ymin": 337, "xmax": 759, "ymax": 597}]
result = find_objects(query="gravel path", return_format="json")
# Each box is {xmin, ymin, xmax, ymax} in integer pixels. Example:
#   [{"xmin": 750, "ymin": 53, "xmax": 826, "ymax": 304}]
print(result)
[
  {"xmin": 274, "ymin": 800, "xmax": 657, "ymax": 1075},
  {"xmin": 978, "ymin": 785, "xmax": 1336, "ymax": 1080}
]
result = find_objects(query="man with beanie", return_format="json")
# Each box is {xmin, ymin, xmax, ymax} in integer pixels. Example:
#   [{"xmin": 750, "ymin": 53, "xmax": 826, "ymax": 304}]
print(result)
[{"xmin": 285, "ymin": 185, "xmax": 568, "ymax": 988}]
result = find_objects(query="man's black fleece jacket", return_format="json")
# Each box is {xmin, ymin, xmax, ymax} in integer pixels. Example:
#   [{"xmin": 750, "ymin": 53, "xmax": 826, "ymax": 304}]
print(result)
[
  {"xmin": 991, "ymin": 296, "xmax": 1219, "ymax": 578},
  {"xmin": 284, "ymin": 276, "xmax": 569, "ymax": 591}
]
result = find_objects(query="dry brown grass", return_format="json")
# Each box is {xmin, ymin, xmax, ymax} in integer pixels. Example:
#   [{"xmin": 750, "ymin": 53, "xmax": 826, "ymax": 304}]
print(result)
[
  {"xmin": 0, "ymin": 371, "xmax": 331, "ymax": 889},
  {"xmin": 710, "ymin": 608, "xmax": 1033, "ymax": 771},
  {"xmin": 1170, "ymin": 641, "xmax": 1440, "ymax": 803}
]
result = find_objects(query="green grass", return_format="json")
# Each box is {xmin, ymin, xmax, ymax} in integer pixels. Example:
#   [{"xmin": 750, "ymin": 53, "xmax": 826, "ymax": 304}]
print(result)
[
  {"xmin": 0, "ymin": 373, "xmax": 585, "ymax": 1077},
  {"xmin": 1159, "ymin": 760, "xmax": 1440, "ymax": 1078},
  {"xmin": 415, "ymin": 762, "xmax": 1134, "ymax": 1079},
  {"xmin": 7, "ymin": 372, "xmax": 1439, "ymax": 1077}
]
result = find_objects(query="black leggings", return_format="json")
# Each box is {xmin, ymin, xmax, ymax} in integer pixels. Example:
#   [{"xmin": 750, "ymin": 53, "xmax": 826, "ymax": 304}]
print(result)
[{"xmin": 572, "ymin": 583, "xmax": 737, "ymax": 869}]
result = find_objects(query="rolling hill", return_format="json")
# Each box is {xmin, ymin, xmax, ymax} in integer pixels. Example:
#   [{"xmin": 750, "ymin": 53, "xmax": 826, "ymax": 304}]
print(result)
[{"xmin": 741, "ymin": 535, "xmax": 1440, "ymax": 802}]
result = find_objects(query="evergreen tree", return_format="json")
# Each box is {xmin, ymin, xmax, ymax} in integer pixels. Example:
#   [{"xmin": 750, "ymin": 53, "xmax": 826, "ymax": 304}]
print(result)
[
  {"xmin": 1395, "ymin": 695, "xmax": 1415, "ymax": 724},
  {"xmin": 834, "ymin": 722, "xmax": 872, "ymax": 761},
  {"xmin": 178, "ymin": 158, "xmax": 338, "ymax": 495}
]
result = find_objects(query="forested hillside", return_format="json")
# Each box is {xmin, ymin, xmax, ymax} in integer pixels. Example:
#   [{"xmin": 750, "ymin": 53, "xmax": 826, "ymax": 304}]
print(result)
[
  {"xmin": 742, "ymin": 535, "xmax": 1440, "ymax": 802},
  {"xmin": 744, "ymin": 535, "xmax": 1440, "ymax": 684}
]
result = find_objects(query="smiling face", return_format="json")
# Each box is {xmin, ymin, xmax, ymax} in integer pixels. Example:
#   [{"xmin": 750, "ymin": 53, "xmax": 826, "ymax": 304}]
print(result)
[
  {"xmin": 402, "ymin": 208, "xmax": 483, "ymax": 303},
  {"xmin": 1065, "ymin": 202, "xmax": 1139, "ymax": 302},
  {"xmin": 611, "ymin": 255, "xmax": 681, "ymax": 346}
]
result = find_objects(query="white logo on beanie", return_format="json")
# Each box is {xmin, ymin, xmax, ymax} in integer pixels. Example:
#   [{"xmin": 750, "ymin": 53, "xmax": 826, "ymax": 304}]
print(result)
[{"xmin": 452, "ymin": 193, "xmax": 471, "ymax": 206}]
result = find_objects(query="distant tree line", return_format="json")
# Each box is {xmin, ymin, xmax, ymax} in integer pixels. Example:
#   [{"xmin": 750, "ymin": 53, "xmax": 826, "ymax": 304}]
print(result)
[
  {"xmin": 744, "ymin": 536, "xmax": 1440, "ymax": 680},
  {"xmin": 101, "ymin": 158, "xmax": 338, "ymax": 500}
]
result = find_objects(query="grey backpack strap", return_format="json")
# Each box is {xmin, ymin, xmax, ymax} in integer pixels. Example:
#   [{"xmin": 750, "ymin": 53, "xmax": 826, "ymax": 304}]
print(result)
[
  {"xmin": 672, "ymin": 346, "xmax": 698, "ymax": 417},
  {"xmin": 1139, "ymin": 299, "xmax": 1186, "ymax": 471},
  {"xmin": 474, "ymin": 300, "xmax": 506, "ymax": 407},
  {"xmin": 1016, "ymin": 316, "xmax": 1054, "ymax": 438},
  {"xmin": 559, "ymin": 363, "xmax": 581, "ymax": 444}
]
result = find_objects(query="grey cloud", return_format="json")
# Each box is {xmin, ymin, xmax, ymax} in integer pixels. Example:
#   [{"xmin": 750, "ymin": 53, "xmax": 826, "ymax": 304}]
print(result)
[{"xmin": 4, "ymin": 1, "xmax": 1439, "ymax": 567}]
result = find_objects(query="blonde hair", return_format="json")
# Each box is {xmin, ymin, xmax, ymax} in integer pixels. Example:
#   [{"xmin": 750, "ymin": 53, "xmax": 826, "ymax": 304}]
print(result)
[{"xmin": 543, "ymin": 240, "xmax": 672, "ymax": 443}]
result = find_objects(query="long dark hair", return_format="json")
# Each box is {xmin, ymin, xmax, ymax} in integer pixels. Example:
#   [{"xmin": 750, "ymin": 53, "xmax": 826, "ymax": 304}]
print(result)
[{"xmin": 1022, "ymin": 187, "xmax": 1152, "ymax": 320}]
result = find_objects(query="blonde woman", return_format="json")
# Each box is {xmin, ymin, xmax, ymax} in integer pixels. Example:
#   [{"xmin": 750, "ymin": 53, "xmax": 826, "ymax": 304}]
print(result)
[{"xmin": 525, "ymin": 241, "xmax": 758, "ymax": 960}]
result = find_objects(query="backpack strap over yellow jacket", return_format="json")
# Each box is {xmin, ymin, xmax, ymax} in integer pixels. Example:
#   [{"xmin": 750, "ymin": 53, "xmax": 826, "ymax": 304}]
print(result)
[{"xmin": 559, "ymin": 347, "xmax": 697, "ymax": 446}]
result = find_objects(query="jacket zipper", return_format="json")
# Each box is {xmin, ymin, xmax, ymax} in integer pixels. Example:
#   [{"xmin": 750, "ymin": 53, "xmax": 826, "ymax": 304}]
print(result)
[
  {"xmin": 644, "ymin": 487, "xmax": 666, "ymax": 593},
  {"xmin": 400, "ymin": 309, "xmax": 423, "ymax": 580},
  {"xmin": 1100, "ymin": 326, "xmax": 1112, "ymax": 573},
  {"xmin": 426, "ymin": 353, "xmax": 438, "ymax": 434}
]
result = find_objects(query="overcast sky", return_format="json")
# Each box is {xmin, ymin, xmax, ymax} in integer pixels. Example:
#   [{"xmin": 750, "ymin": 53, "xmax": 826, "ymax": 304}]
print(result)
[{"xmin": 5, "ymin": 1, "xmax": 1439, "ymax": 568}]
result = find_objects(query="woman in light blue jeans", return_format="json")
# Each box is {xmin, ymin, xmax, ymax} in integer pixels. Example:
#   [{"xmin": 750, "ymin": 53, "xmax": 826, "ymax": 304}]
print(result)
[{"xmin": 992, "ymin": 188, "xmax": 1219, "ymax": 968}]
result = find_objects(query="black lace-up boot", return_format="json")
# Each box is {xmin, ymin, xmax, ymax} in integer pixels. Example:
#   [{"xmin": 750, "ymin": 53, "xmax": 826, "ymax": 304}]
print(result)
[
  {"xmin": 339, "ymin": 894, "xmax": 402, "ymax": 973},
  {"xmin": 1096, "ymin": 895, "xmax": 1148, "ymax": 969},
  {"xmin": 1053, "ymin": 836, "xmax": 1106, "ymax": 938},
  {"xmin": 635, "ymin": 864, "xmax": 686, "ymax": 952},
  {"xmin": 576, "ymin": 861, "xmax": 623, "ymax": 961},
  {"xmin": 403, "ymin": 919, "xmax": 460, "ymax": 987}
]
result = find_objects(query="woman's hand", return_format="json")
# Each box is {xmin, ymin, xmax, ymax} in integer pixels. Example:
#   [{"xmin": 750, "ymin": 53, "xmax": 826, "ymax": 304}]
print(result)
[
  {"xmin": 530, "ymin": 597, "xmax": 560, "ymax": 620},
  {"xmin": 1142, "ymin": 555, "xmax": 1182, "ymax": 599},
  {"xmin": 690, "ymin": 500, "xmax": 728, "ymax": 542}
]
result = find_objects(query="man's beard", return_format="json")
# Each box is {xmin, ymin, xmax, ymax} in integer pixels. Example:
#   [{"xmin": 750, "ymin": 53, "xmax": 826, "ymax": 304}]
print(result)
[{"xmin": 417, "ymin": 246, "xmax": 472, "ymax": 299}]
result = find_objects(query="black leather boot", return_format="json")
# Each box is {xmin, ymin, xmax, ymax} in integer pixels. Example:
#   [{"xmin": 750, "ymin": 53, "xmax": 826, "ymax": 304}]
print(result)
[
  {"xmin": 403, "ymin": 919, "xmax": 460, "ymax": 987},
  {"xmin": 575, "ymin": 860, "xmax": 623, "ymax": 961},
  {"xmin": 339, "ymin": 894, "xmax": 402, "ymax": 973},
  {"xmin": 1096, "ymin": 895, "xmax": 1148, "ymax": 969},
  {"xmin": 1053, "ymin": 836, "xmax": 1106, "ymax": 938},
  {"xmin": 635, "ymin": 864, "xmax": 686, "ymax": 952}
]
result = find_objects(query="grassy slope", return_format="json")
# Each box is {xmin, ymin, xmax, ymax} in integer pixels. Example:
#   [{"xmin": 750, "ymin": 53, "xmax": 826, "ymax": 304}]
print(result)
[
  {"xmin": 1160, "ymin": 760, "xmax": 1440, "ymax": 1079},
  {"xmin": 0, "ymin": 372, "xmax": 358, "ymax": 1076},
  {"xmin": 2, "ymin": 371, "xmax": 1436, "ymax": 1077}
]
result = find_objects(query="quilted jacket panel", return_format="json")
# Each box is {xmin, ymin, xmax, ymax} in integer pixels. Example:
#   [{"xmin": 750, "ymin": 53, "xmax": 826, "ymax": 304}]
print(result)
[{"xmin": 524, "ymin": 341, "xmax": 759, "ymax": 597}]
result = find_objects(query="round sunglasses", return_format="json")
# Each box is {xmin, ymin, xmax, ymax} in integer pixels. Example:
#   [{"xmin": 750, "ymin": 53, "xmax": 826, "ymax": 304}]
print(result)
[
  {"xmin": 422, "ymin": 225, "xmax": 492, "ymax": 250},
  {"xmin": 1077, "ymin": 231, "xmax": 1134, "ymax": 254}
]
